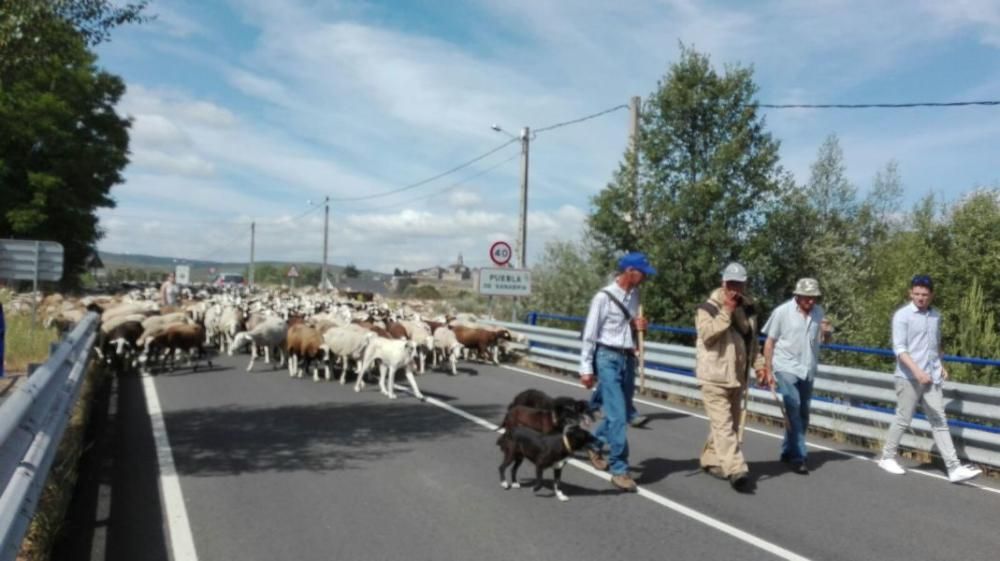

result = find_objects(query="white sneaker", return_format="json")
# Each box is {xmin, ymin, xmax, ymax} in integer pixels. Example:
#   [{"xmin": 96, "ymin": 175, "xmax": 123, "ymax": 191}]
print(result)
[
  {"xmin": 948, "ymin": 464, "xmax": 982, "ymax": 483},
  {"xmin": 878, "ymin": 458, "xmax": 906, "ymax": 475}
]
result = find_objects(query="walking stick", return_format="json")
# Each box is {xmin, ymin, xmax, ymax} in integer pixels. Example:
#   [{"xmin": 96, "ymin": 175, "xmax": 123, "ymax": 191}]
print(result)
[
  {"xmin": 638, "ymin": 305, "xmax": 646, "ymax": 394},
  {"xmin": 768, "ymin": 379, "xmax": 792, "ymax": 430}
]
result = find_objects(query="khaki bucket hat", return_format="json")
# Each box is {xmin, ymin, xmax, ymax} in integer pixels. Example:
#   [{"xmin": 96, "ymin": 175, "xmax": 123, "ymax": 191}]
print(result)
[{"xmin": 793, "ymin": 278, "xmax": 822, "ymax": 297}]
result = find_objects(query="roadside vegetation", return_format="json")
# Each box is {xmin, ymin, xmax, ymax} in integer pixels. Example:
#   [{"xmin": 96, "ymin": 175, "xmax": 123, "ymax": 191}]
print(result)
[
  {"xmin": 1, "ymin": 289, "xmax": 59, "ymax": 375},
  {"xmin": 523, "ymin": 46, "xmax": 1000, "ymax": 386}
]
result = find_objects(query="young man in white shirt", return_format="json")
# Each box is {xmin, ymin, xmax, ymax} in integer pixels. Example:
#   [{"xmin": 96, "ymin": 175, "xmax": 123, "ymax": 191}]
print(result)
[{"xmin": 877, "ymin": 275, "xmax": 981, "ymax": 483}]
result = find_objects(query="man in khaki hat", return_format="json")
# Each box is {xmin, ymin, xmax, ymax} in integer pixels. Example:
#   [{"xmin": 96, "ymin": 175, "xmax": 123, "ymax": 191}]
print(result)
[
  {"xmin": 695, "ymin": 262, "xmax": 766, "ymax": 491},
  {"xmin": 760, "ymin": 278, "xmax": 833, "ymax": 474}
]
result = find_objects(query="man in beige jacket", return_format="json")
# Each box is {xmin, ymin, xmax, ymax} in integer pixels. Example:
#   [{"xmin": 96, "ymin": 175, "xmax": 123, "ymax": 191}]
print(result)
[{"xmin": 695, "ymin": 262, "xmax": 766, "ymax": 491}]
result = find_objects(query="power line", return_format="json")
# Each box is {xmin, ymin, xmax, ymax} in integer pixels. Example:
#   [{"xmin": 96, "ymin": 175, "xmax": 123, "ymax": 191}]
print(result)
[
  {"xmin": 758, "ymin": 100, "xmax": 1000, "ymax": 109},
  {"xmin": 534, "ymin": 104, "xmax": 629, "ymax": 134},
  {"xmin": 341, "ymin": 151, "xmax": 521, "ymax": 213},
  {"xmin": 326, "ymin": 138, "xmax": 519, "ymax": 202}
]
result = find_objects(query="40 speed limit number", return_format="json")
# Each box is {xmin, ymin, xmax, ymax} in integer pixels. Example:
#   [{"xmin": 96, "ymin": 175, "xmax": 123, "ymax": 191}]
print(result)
[{"xmin": 489, "ymin": 241, "xmax": 512, "ymax": 266}]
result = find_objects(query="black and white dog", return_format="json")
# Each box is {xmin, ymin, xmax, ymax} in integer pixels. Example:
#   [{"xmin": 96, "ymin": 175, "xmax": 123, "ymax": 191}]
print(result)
[{"xmin": 497, "ymin": 425, "xmax": 598, "ymax": 502}]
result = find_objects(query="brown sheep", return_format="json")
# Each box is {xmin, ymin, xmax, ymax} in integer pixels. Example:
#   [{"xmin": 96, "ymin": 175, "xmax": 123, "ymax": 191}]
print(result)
[
  {"xmin": 451, "ymin": 326, "xmax": 512, "ymax": 365},
  {"xmin": 140, "ymin": 324, "xmax": 211, "ymax": 373},
  {"xmin": 286, "ymin": 324, "xmax": 327, "ymax": 381}
]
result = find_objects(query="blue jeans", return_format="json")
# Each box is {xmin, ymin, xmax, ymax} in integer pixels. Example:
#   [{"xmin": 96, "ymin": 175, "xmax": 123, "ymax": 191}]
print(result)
[
  {"xmin": 588, "ymin": 382, "xmax": 638, "ymax": 421},
  {"xmin": 591, "ymin": 347, "xmax": 635, "ymax": 475},
  {"xmin": 775, "ymin": 371, "xmax": 813, "ymax": 463}
]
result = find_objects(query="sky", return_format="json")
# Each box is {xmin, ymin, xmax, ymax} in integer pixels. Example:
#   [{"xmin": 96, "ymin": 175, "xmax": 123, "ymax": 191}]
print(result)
[{"xmin": 93, "ymin": 0, "xmax": 1000, "ymax": 273}]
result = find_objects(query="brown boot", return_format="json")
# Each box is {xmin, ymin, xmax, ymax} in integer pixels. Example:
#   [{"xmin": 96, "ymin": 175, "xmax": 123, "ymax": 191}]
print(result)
[
  {"xmin": 586, "ymin": 448, "xmax": 608, "ymax": 471},
  {"xmin": 611, "ymin": 474, "xmax": 638, "ymax": 492}
]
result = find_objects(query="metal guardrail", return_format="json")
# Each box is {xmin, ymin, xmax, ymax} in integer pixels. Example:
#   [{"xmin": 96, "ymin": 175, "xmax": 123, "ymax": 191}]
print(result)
[
  {"xmin": 0, "ymin": 312, "xmax": 99, "ymax": 560},
  {"xmin": 486, "ymin": 319, "xmax": 1000, "ymax": 469}
]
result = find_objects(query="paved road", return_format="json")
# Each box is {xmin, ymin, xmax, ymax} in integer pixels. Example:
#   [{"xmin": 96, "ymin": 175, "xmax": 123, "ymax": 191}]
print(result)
[{"xmin": 56, "ymin": 350, "xmax": 1000, "ymax": 561}]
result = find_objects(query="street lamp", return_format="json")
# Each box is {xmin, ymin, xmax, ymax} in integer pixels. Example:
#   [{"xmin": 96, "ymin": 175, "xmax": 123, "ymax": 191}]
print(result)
[{"xmin": 491, "ymin": 123, "xmax": 530, "ymax": 269}]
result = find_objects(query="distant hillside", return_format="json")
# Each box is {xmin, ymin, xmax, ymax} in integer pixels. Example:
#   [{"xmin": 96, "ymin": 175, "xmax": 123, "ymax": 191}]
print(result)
[{"xmin": 97, "ymin": 250, "xmax": 389, "ymax": 284}]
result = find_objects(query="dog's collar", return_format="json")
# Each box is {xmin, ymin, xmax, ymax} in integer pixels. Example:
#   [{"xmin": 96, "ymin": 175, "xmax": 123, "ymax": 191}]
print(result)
[{"xmin": 562, "ymin": 434, "xmax": 573, "ymax": 453}]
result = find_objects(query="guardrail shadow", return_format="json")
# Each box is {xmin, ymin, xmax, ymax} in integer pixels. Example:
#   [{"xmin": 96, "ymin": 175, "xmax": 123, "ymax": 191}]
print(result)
[{"xmin": 164, "ymin": 401, "xmax": 504, "ymax": 477}]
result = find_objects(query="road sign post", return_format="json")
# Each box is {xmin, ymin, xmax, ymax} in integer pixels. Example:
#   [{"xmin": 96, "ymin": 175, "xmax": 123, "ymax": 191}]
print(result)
[
  {"xmin": 175, "ymin": 265, "xmax": 190, "ymax": 285},
  {"xmin": 476, "ymin": 267, "xmax": 531, "ymax": 297},
  {"xmin": 0, "ymin": 239, "xmax": 64, "ymax": 327}
]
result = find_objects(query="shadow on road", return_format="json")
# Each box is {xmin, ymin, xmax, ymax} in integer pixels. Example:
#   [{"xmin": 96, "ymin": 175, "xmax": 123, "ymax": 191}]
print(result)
[
  {"xmin": 632, "ymin": 456, "xmax": 703, "ymax": 485},
  {"xmin": 750, "ymin": 449, "xmax": 856, "ymax": 483},
  {"xmin": 165, "ymin": 400, "xmax": 504, "ymax": 477}
]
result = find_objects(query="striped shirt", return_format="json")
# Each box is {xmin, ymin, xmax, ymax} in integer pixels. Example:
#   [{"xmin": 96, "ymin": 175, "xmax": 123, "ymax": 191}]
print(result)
[
  {"xmin": 892, "ymin": 302, "xmax": 943, "ymax": 383},
  {"xmin": 579, "ymin": 282, "xmax": 640, "ymax": 375}
]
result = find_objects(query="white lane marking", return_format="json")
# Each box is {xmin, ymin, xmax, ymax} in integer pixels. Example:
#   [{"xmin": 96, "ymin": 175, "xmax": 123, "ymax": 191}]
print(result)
[
  {"xmin": 142, "ymin": 374, "xmax": 200, "ymax": 561},
  {"xmin": 399, "ymin": 388, "xmax": 811, "ymax": 561},
  {"xmin": 500, "ymin": 365, "xmax": 1000, "ymax": 495}
]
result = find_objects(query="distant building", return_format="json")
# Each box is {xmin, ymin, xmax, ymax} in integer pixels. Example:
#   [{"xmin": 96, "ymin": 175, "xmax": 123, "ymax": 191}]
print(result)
[{"xmin": 442, "ymin": 252, "xmax": 471, "ymax": 281}]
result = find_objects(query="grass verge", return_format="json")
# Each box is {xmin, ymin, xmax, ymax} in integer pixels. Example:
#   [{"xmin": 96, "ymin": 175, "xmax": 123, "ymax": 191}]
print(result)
[
  {"xmin": 16, "ymin": 360, "xmax": 109, "ymax": 561},
  {"xmin": 3, "ymin": 313, "xmax": 59, "ymax": 375}
]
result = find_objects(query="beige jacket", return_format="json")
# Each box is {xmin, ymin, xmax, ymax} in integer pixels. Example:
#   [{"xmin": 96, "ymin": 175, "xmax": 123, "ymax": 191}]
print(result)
[{"xmin": 695, "ymin": 288, "xmax": 764, "ymax": 388}]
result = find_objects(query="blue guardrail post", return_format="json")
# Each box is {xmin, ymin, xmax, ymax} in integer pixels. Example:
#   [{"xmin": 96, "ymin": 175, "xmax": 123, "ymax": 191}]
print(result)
[
  {"xmin": 527, "ymin": 311, "xmax": 538, "ymax": 326},
  {"xmin": 0, "ymin": 303, "xmax": 5, "ymax": 378}
]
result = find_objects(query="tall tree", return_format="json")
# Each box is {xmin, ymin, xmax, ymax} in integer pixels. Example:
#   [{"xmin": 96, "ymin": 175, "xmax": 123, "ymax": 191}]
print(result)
[
  {"xmin": 0, "ymin": 1, "xmax": 145, "ymax": 288},
  {"xmin": 588, "ymin": 46, "xmax": 786, "ymax": 324},
  {"xmin": 526, "ymin": 240, "xmax": 608, "ymax": 319}
]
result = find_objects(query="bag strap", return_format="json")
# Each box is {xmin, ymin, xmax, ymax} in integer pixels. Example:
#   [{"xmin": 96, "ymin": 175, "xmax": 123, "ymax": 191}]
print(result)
[{"xmin": 600, "ymin": 289, "xmax": 632, "ymax": 321}]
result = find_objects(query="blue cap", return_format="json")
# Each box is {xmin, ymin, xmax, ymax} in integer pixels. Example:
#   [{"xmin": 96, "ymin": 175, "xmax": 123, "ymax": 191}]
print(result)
[{"xmin": 618, "ymin": 252, "xmax": 656, "ymax": 276}]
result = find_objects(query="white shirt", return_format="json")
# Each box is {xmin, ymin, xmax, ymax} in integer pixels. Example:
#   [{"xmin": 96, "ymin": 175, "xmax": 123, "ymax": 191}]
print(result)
[
  {"xmin": 761, "ymin": 298, "xmax": 824, "ymax": 380},
  {"xmin": 892, "ymin": 302, "xmax": 943, "ymax": 383},
  {"xmin": 579, "ymin": 282, "xmax": 640, "ymax": 375}
]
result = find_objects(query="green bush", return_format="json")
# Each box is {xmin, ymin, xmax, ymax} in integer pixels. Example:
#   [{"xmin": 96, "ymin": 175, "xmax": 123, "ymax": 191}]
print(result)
[{"xmin": 403, "ymin": 284, "xmax": 442, "ymax": 300}]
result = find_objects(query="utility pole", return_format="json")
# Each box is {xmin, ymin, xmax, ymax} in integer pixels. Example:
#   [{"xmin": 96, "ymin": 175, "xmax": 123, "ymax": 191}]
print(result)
[
  {"xmin": 321, "ymin": 196, "xmax": 330, "ymax": 291},
  {"xmin": 517, "ymin": 126, "xmax": 530, "ymax": 269},
  {"xmin": 249, "ymin": 221, "xmax": 256, "ymax": 288},
  {"xmin": 629, "ymin": 96, "xmax": 641, "ymax": 229}
]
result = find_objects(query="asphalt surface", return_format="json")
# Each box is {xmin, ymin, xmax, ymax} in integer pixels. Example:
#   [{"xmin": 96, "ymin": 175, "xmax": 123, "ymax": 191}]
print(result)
[{"xmin": 56, "ymin": 350, "xmax": 1000, "ymax": 561}]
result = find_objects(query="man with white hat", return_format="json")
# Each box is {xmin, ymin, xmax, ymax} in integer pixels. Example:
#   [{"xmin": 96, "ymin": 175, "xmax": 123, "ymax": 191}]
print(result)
[
  {"xmin": 695, "ymin": 262, "xmax": 765, "ymax": 491},
  {"xmin": 761, "ymin": 278, "xmax": 833, "ymax": 474}
]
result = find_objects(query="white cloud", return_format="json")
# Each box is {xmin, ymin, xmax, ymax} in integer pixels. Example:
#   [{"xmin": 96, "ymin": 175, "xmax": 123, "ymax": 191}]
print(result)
[
  {"xmin": 130, "ymin": 150, "xmax": 215, "ymax": 177},
  {"xmin": 95, "ymin": 0, "xmax": 1000, "ymax": 270},
  {"xmin": 447, "ymin": 190, "xmax": 482, "ymax": 208}
]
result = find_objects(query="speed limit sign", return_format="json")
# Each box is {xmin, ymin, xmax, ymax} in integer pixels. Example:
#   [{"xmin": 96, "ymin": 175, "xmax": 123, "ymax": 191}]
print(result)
[{"xmin": 489, "ymin": 241, "xmax": 512, "ymax": 266}]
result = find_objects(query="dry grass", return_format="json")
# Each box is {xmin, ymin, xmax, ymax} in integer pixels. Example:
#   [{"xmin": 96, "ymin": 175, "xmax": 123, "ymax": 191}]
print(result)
[
  {"xmin": 17, "ymin": 360, "xmax": 107, "ymax": 561},
  {"xmin": 3, "ymin": 313, "xmax": 59, "ymax": 375}
]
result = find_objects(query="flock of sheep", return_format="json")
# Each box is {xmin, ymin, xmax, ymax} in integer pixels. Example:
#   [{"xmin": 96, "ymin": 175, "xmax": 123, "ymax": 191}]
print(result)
[{"xmin": 38, "ymin": 286, "xmax": 526, "ymax": 400}]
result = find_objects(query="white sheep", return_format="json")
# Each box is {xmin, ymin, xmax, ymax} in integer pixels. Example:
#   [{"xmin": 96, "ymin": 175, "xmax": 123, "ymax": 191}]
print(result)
[
  {"xmin": 398, "ymin": 320, "xmax": 435, "ymax": 374},
  {"xmin": 432, "ymin": 326, "xmax": 464, "ymax": 376},
  {"xmin": 229, "ymin": 318, "xmax": 288, "ymax": 372},
  {"xmin": 356, "ymin": 337, "xmax": 423, "ymax": 400},
  {"xmin": 322, "ymin": 325, "xmax": 375, "ymax": 384}
]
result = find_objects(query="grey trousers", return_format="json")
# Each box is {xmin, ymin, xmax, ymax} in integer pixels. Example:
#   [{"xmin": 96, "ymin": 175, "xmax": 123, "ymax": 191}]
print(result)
[{"xmin": 881, "ymin": 377, "xmax": 960, "ymax": 470}]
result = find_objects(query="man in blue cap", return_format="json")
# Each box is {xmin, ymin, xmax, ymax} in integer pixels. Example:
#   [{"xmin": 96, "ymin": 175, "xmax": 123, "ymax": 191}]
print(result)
[{"xmin": 579, "ymin": 251, "xmax": 655, "ymax": 492}]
